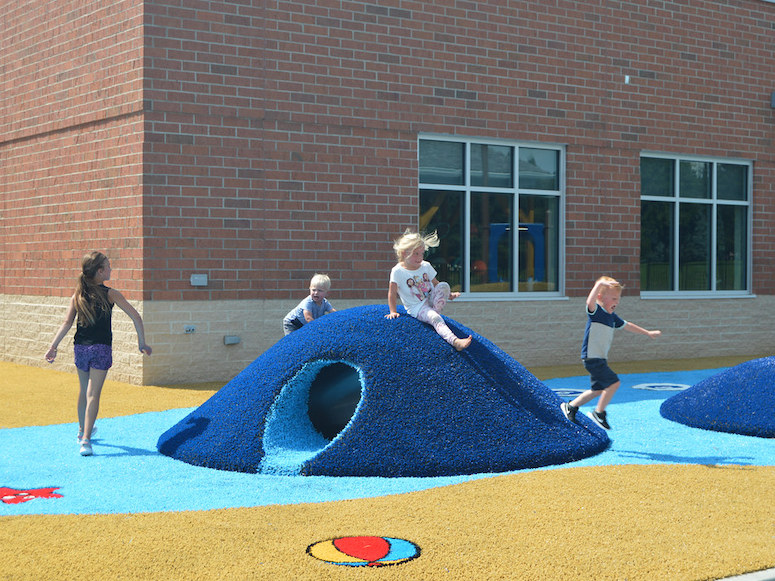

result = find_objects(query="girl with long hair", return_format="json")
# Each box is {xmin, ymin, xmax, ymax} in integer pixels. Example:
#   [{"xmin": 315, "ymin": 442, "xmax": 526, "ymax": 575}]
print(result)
[{"xmin": 45, "ymin": 252, "xmax": 152, "ymax": 456}]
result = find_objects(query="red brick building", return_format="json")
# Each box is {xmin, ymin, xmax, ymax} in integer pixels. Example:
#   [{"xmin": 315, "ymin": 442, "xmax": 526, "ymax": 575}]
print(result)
[{"xmin": 2, "ymin": 0, "xmax": 773, "ymax": 384}]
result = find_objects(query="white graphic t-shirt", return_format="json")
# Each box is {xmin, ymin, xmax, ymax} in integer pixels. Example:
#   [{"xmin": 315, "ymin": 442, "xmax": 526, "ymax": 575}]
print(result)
[{"xmin": 390, "ymin": 261, "xmax": 437, "ymax": 317}]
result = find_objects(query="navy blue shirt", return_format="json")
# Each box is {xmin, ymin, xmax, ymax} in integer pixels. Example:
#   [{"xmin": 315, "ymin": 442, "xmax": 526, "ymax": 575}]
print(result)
[{"xmin": 581, "ymin": 304, "xmax": 626, "ymax": 360}]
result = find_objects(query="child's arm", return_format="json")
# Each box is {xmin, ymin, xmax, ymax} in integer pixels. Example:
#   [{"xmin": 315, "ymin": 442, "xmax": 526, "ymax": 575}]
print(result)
[
  {"xmin": 109, "ymin": 289, "xmax": 152, "ymax": 355},
  {"xmin": 432, "ymin": 278, "xmax": 460, "ymax": 300},
  {"xmin": 45, "ymin": 296, "xmax": 77, "ymax": 362},
  {"xmin": 385, "ymin": 282, "xmax": 400, "ymax": 319},
  {"xmin": 624, "ymin": 321, "xmax": 661, "ymax": 339},
  {"xmin": 586, "ymin": 279, "xmax": 608, "ymax": 311},
  {"xmin": 303, "ymin": 309, "xmax": 315, "ymax": 322}
]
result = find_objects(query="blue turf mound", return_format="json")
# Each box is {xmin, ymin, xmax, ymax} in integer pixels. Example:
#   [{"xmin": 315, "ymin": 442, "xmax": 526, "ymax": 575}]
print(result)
[
  {"xmin": 660, "ymin": 357, "xmax": 775, "ymax": 438},
  {"xmin": 157, "ymin": 305, "xmax": 610, "ymax": 477}
]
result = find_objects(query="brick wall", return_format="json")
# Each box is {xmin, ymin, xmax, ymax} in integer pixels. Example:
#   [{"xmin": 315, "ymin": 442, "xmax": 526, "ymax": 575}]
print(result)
[
  {"xmin": 140, "ymin": 0, "xmax": 775, "ymax": 301},
  {"xmin": 1, "ymin": 0, "xmax": 145, "ymax": 299},
  {"xmin": 2, "ymin": 0, "xmax": 774, "ymax": 384},
  {"xmin": 4, "ymin": 0, "xmax": 773, "ymax": 302}
]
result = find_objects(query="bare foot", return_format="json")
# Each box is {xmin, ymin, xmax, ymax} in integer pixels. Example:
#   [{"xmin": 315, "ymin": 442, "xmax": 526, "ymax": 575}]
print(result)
[{"xmin": 453, "ymin": 335, "xmax": 472, "ymax": 351}]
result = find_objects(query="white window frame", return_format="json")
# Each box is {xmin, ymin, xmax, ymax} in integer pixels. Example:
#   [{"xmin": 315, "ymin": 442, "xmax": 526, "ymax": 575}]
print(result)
[
  {"xmin": 418, "ymin": 134, "xmax": 566, "ymax": 300},
  {"xmin": 640, "ymin": 152, "xmax": 753, "ymax": 299}
]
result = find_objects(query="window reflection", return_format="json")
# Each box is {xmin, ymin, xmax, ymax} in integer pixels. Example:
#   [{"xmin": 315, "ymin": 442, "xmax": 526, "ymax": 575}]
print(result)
[
  {"xmin": 717, "ymin": 205, "xmax": 747, "ymax": 290},
  {"xmin": 470, "ymin": 192, "xmax": 513, "ymax": 293},
  {"xmin": 640, "ymin": 201, "xmax": 674, "ymax": 291},
  {"xmin": 519, "ymin": 195, "xmax": 558, "ymax": 292},
  {"xmin": 679, "ymin": 161, "xmax": 711, "ymax": 199},
  {"xmin": 519, "ymin": 148, "xmax": 559, "ymax": 190},
  {"xmin": 419, "ymin": 138, "xmax": 562, "ymax": 295},
  {"xmin": 641, "ymin": 155, "xmax": 750, "ymax": 293},
  {"xmin": 419, "ymin": 140, "xmax": 464, "ymax": 185},
  {"xmin": 679, "ymin": 204, "xmax": 711, "ymax": 290},
  {"xmin": 419, "ymin": 190, "xmax": 463, "ymax": 292},
  {"xmin": 471, "ymin": 144, "xmax": 513, "ymax": 188}
]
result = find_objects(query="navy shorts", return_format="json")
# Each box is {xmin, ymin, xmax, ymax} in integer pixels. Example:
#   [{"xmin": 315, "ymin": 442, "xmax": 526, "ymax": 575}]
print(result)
[
  {"xmin": 74, "ymin": 344, "xmax": 113, "ymax": 372},
  {"xmin": 583, "ymin": 358, "xmax": 619, "ymax": 391}
]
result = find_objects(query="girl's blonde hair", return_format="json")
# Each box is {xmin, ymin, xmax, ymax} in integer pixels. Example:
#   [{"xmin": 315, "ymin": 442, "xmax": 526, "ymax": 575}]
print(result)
[
  {"xmin": 310, "ymin": 273, "xmax": 331, "ymax": 290},
  {"xmin": 74, "ymin": 251, "xmax": 111, "ymax": 326},
  {"xmin": 393, "ymin": 228, "xmax": 440, "ymax": 262}
]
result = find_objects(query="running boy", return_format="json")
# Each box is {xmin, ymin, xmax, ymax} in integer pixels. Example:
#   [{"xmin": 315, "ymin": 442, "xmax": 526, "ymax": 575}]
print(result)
[
  {"xmin": 282, "ymin": 273, "xmax": 336, "ymax": 335},
  {"xmin": 561, "ymin": 276, "xmax": 661, "ymax": 430}
]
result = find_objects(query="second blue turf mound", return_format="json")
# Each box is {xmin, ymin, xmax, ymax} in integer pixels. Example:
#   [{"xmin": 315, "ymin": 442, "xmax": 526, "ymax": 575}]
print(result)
[{"xmin": 660, "ymin": 356, "xmax": 775, "ymax": 438}]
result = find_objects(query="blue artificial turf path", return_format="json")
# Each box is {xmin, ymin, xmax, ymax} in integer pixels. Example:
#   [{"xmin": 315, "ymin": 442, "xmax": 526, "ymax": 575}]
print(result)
[{"xmin": 2, "ymin": 367, "xmax": 774, "ymax": 516}]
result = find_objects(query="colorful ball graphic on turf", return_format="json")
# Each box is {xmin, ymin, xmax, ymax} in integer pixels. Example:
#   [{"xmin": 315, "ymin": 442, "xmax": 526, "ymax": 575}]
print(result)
[{"xmin": 307, "ymin": 536, "xmax": 420, "ymax": 567}]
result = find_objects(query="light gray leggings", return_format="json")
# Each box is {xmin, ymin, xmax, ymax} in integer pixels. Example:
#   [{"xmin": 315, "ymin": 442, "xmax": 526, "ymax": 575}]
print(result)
[{"xmin": 414, "ymin": 282, "xmax": 458, "ymax": 346}]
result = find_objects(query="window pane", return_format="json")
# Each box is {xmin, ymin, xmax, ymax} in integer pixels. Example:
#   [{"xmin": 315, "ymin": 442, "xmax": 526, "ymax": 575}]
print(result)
[
  {"xmin": 641, "ymin": 157, "xmax": 674, "ymax": 197},
  {"xmin": 470, "ymin": 192, "xmax": 513, "ymax": 293},
  {"xmin": 717, "ymin": 164, "xmax": 748, "ymax": 201},
  {"xmin": 519, "ymin": 148, "xmax": 559, "ymax": 190},
  {"xmin": 640, "ymin": 200, "xmax": 674, "ymax": 291},
  {"xmin": 419, "ymin": 140, "xmax": 464, "ymax": 185},
  {"xmin": 679, "ymin": 204, "xmax": 711, "ymax": 290},
  {"xmin": 679, "ymin": 161, "xmax": 711, "ymax": 199},
  {"xmin": 419, "ymin": 190, "xmax": 463, "ymax": 292},
  {"xmin": 471, "ymin": 144, "xmax": 513, "ymax": 187},
  {"xmin": 518, "ymin": 195, "xmax": 559, "ymax": 292},
  {"xmin": 717, "ymin": 205, "xmax": 747, "ymax": 290}
]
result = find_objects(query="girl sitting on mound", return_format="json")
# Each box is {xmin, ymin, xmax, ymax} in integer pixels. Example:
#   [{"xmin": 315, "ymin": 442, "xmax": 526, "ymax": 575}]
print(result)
[{"xmin": 385, "ymin": 229, "xmax": 472, "ymax": 351}]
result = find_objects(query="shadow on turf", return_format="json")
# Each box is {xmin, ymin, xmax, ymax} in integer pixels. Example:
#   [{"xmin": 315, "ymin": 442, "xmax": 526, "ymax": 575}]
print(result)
[
  {"xmin": 90, "ymin": 442, "xmax": 160, "ymax": 458},
  {"xmin": 615, "ymin": 448, "xmax": 756, "ymax": 466}
]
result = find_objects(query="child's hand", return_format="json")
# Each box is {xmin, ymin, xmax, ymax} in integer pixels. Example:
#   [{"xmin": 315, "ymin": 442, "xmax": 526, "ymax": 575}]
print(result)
[
  {"xmin": 385, "ymin": 312, "xmax": 400, "ymax": 319},
  {"xmin": 140, "ymin": 344, "xmax": 153, "ymax": 355},
  {"xmin": 45, "ymin": 347, "xmax": 57, "ymax": 363},
  {"xmin": 449, "ymin": 292, "xmax": 461, "ymax": 300},
  {"xmin": 648, "ymin": 330, "xmax": 661, "ymax": 338}
]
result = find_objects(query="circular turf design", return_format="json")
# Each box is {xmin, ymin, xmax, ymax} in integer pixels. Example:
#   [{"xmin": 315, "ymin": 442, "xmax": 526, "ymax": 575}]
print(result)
[
  {"xmin": 660, "ymin": 356, "xmax": 775, "ymax": 438},
  {"xmin": 157, "ymin": 304, "xmax": 610, "ymax": 477}
]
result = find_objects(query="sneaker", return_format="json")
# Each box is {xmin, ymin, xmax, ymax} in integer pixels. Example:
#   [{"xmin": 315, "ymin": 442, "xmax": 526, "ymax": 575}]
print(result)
[
  {"xmin": 589, "ymin": 410, "xmax": 611, "ymax": 430},
  {"xmin": 560, "ymin": 402, "xmax": 578, "ymax": 423},
  {"xmin": 77, "ymin": 426, "xmax": 97, "ymax": 443},
  {"xmin": 79, "ymin": 440, "xmax": 93, "ymax": 456}
]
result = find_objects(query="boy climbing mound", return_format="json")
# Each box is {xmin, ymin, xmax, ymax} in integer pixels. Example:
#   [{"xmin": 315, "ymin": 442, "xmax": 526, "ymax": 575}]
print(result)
[{"xmin": 561, "ymin": 276, "xmax": 661, "ymax": 430}]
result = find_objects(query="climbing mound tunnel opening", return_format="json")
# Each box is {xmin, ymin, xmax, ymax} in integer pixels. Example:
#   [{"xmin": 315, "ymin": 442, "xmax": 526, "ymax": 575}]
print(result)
[
  {"xmin": 258, "ymin": 360, "xmax": 364, "ymax": 474},
  {"xmin": 307, "ymin": 362, "xmax": 363, "ymax": 440}
]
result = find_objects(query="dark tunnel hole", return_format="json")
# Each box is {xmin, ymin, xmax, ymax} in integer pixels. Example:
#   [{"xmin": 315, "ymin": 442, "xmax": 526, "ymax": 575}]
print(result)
[{"xmin": 307, "ymin": 362, "xmax": 363, "ymax": 441}]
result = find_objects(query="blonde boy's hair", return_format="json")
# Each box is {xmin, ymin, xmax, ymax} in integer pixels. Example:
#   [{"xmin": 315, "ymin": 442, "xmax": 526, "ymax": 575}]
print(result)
[
  {"xmin": 310, "ymin": 273, "xmax": 331, "ymax": 290},
  {"xmin": 596, "ymin": 275, "xmax": 624, "ymax": 294},
  {"xmin": 393, "ymin": 228, "xmax": 440, "ymax": 262}
]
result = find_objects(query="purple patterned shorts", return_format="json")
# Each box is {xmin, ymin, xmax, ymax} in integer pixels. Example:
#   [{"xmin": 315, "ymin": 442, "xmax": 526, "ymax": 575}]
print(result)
[{"xmin": 74, "ymin": 344, "xmax": 113, "ymax": 372}]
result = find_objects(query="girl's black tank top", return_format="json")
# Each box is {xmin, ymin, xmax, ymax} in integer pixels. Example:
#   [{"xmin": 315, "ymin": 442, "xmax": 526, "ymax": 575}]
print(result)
[{"xmin": 73, "ymin": 285, "xmax": 113, "ymax": 346}]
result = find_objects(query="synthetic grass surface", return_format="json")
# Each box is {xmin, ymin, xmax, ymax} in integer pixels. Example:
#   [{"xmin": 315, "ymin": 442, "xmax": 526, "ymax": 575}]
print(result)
[
  {"xmin": 2, "ymin": 358, "xmax": 774, "ymax": 580},
  {"xmin": 3, "ymin": 465, "xmax": 774, "ymax": 580}
]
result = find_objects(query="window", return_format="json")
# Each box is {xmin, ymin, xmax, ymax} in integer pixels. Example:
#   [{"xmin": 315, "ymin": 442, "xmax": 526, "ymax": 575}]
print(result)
[
  {"xmin": 640, "ymin": 155, "xmax": 751, "ymax": 294},
  {"xmin": 419, "ymin": 137, "xmax": 563, "ymax": 296}
]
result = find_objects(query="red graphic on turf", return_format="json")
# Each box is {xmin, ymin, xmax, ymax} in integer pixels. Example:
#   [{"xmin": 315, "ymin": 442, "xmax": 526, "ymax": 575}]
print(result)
[
  {"xmin": 307, "ymin": 535, "xmax": 421, "ymax": 567},
  {"xmin": 0, "ymin": 487, "xmax": 63, "ymax": 505},
  {"xmin": 333, "ymin": 536, "xmax": 391, "ymax": 566}
]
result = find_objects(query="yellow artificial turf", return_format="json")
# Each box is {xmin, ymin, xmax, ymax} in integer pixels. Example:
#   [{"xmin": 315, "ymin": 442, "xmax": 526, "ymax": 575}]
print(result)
[{"xmin": 2, "ymin": 358, "xmax": 773, "ymax": 580}]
